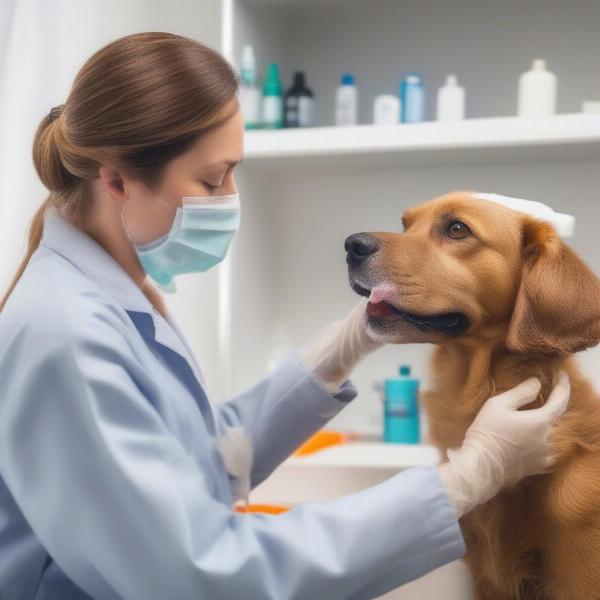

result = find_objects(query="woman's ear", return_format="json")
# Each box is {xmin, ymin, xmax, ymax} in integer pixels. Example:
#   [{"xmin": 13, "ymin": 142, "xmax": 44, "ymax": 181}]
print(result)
[
  {"xmin": 507, "ymin": 217, "xmax": 600, "ymax": 355},
  {"xmin": 98, "ymin": 165, "xmax": 126, "ymax": 199}
]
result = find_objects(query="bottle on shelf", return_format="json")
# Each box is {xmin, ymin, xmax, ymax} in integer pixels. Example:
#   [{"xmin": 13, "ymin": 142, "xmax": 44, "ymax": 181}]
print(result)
[
  {"xmin": 582, "ymin": 101, "xmax": 600, "ymax": 115},
  {"xmin": 284, "ymin": 71, "xmax": 314, "ymax": 128},
  {"xmin": 400, "ymin": 73, "xmax": 425, "ymax": 123},
  {"xmin": 383, "ymin": 365, "xmax": 421, "ymax": 444},
  {"xmin": 239, "ymin": 45, "xmax": 261, "ymax": 130},
  {"xmin": 262, "ymin": 62, "xmax": 284, "ymax": 129},
  {"xmin": 373, "ymin": 94, "xmax": 400, "ymax": 125},
  {"xmin": 436, "ymin": 74, "xmax": 465, "ymax": 122},
  {"xmin": 335, "ymin": 73, "xmax": 358, "ymax": 126},
  {"xmin": 518, "ymin": 59, "xmax": 557, "ymax": 117}
]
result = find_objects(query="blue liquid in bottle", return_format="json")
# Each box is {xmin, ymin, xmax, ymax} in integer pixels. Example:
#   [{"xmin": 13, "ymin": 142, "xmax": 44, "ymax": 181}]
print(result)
[
  {"xmin": 384, "ymin": 365, "xmax": 420, "ymax": 444},
  {"xmin": 400, "ymin": 73, "xmax": 425, "ymax": 123}
]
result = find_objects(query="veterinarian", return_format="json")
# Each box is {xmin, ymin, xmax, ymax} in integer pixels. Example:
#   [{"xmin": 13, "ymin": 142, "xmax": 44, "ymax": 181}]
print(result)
[{"xmin": 0, "ymin": 33, "xmax": 570, "ymax": 600}]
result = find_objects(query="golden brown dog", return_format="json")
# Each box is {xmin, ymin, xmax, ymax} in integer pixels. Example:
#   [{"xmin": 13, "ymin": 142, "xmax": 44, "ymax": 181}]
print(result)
[{"xmin": 345, "ymin": 191, "xmax": 600, "ymax": 599}]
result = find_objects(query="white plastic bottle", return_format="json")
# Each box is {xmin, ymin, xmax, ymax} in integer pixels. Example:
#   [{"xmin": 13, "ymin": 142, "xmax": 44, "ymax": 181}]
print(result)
[
  {"xmin": 239, "ymin": 45, "xmax": 261, "ymax": 129},
  {"xmin": 335, "ymin": 74, "xmax": 358, "ymax": 126},
  {"xmin": 582, "ymin": 101, "xmax": 600, "ymax": 115},
  {"xmin": 518, "ymin": 59, "xmax": 557, "ymax": 117},
  {"xmin": 436, "ymin": 74, "xmax": 465, "ymax": 121},
  {"xmin": 373, "ymin": 94, "xmax": 400, "ymax": 125}
]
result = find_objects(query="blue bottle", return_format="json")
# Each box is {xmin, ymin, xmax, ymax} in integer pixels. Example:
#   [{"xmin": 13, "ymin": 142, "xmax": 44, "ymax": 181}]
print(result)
[
  {"xmin": 384, "ymin": 365, "xmax": 420, "ymax": 444},
  {"xmin": 400, "ymin": 73, "xmax": 425, "ymax": 123}
]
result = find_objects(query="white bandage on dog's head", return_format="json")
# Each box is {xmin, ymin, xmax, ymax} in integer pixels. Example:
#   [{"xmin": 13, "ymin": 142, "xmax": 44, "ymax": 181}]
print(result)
[{"xmin": 471, "ymin": 192, "xmax": 576, "ymax": 238}]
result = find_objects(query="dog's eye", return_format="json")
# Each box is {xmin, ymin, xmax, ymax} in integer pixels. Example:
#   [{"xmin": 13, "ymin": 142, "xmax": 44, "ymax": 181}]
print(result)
[{"xmin": 447, "ymin": 221, "xmax": 471, "ymax": 239}]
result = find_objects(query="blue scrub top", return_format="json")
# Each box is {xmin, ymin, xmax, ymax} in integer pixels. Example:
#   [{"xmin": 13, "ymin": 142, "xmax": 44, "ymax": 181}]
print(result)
[{"xmin": 0, "ymin": 209, "xmax": 465, "ymax": 599}]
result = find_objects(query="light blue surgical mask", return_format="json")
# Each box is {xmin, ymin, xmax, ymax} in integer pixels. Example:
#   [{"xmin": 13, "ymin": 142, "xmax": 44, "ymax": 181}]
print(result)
[{"xmin": 123, "ymin": 193, "xmax": 240, "ymax": 293}]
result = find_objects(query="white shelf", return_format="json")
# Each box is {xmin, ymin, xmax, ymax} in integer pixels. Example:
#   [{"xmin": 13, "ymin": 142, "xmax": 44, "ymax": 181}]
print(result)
[
  {"xmin": 287, "ymin": 442, "xmax": 440, "ymax": 469},
  {"xmin": 243, "ymin": 114, "xmax": 600, "ymax": 165}
]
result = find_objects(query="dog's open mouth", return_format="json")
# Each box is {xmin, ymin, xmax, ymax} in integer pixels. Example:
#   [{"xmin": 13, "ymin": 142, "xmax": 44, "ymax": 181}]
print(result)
[{"xmin": 351, "ymin": 282, "xmax": 470, "ymax": 336}]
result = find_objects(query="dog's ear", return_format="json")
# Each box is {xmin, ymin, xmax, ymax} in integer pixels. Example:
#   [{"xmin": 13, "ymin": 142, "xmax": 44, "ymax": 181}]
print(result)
[{"xmin": 507, "ymin": 218, "xmax": 600, "ymax": 355}]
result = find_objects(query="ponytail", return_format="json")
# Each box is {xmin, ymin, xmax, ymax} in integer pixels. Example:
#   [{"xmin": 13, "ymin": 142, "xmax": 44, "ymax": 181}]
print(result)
[
  {"xmin": 0, "ymin": 197, "xmax": 52, "ymax": 313},
  {"xmin": 0, "ymin": 103, "xmax": 80, "ymax": 313}
]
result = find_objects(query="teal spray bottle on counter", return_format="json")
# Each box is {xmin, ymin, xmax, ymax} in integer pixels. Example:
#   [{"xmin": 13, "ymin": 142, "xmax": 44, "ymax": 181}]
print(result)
[{"xmin": 384, "ymin": 365, "xmax": 420, "ymax": 444}]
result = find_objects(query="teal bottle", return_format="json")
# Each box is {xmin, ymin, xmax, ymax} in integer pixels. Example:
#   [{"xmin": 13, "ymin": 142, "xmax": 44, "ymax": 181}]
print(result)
[{"xmin": 384, "ymin": 365, "xmax": 420, "ymax": 444}]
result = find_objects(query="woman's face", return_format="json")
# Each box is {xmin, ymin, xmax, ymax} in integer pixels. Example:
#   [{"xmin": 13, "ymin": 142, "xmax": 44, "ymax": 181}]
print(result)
[{"xmin": 123, "ymin": 103, "xmax": 244, "ymax": 245}]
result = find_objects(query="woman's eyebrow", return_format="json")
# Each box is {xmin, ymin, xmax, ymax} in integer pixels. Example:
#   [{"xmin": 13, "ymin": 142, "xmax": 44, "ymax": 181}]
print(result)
[{"xmin": 203, "ymin": 157, "xmax": 243, "ymax": 170}]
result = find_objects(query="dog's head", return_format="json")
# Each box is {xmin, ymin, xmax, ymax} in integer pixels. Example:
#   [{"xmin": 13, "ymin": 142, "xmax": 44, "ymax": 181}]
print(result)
[{"xmin": 346, "ymin": 191, "xmax": 600, "ymax": 355}]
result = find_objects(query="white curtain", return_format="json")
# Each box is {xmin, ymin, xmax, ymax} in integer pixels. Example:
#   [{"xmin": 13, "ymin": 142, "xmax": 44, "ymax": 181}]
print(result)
[{"xmin": 0, "ymin": 0, "xmax": 225, "ymax": 396}]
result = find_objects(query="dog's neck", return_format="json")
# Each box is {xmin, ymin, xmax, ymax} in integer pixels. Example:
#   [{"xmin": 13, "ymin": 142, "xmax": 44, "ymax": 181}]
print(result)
[{"xmin": 425, "ymin": 336, "xmax": 567, "ymax": 451}]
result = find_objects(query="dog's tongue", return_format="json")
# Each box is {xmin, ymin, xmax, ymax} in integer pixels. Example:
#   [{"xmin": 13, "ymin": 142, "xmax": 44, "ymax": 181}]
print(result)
[{"xmin": 366, "ymin": 301, "xmax": 395, "ymax": 319}]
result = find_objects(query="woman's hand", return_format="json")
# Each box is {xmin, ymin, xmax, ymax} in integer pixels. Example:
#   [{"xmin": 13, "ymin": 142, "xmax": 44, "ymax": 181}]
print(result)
[
  {"xmin": 438, "ymin": 371, "xmax": 570, "ymax": 518},
  {"xmin": 299, "ymin": 300, "xmax": 383, "ymax": 393}
]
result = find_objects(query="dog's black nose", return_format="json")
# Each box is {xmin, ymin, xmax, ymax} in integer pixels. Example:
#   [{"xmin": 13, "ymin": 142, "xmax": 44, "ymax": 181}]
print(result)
[{"xmin": 345, "ymin": 233, "xmax": 380, "ymax": 267}]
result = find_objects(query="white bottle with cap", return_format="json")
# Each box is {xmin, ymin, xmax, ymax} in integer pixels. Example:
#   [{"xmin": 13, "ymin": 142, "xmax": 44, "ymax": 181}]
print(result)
[
  {"xmin": 436, "ymin": 75, "xmax": 465, "ymax": 121},
  {"xmin": 373, "ymin": 94, "xmax": 400, "ymax": 125},
  {"xmin": 518, "ymin": 59, "xmax": 557, "ymax": 117},
  {"xmin": 582, "ymin": 101, "xmax": 600, "ymax": 115},
  {"xmin": 335, "ymin": 74, "xmax": 358, "ymax": 126}
]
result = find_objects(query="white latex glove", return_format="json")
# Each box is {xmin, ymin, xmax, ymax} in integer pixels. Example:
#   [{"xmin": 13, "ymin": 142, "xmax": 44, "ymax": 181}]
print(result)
[
  {"xmin": 438, "ymin": 370, "xmax": 570, "ymax": 518},
  {"xmin": 299, "ymin": 300, "xmax": 383, "ymax": 394}
]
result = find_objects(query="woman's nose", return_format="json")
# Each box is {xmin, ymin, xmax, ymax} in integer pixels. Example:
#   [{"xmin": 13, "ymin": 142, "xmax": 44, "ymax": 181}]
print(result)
[{"xmin": 344, "ymin": 233, "xmax": 380, "ymax": 267}]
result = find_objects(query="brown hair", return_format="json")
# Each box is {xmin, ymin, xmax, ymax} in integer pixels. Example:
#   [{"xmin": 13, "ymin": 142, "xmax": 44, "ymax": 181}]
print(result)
[{"xmin": 0, "ymin": 31, "xmax": 239, "ymax": 312}]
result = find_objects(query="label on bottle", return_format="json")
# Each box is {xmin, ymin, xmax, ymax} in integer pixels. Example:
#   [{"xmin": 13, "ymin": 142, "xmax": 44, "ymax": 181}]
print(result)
[
  {"xmin": 262, "ymin": 96, "xmax": 283, "ymax": 128},
  {"xmin": 336, "ymin": 88, "xmax": 357, "ymax": 126},
  {"xmin": 297, "ymin": 97, "xmax": 314, "ymax": 127},
  {"xmin": 385, "ymin": 405, "xmax": 412, "ymax": 418},
  {"xmin": 240, "ymin": 86, "xmax": 261, "ymax": 129},
  {"xmin": 285, "ymin": 96, "xmax": 299, "ymax": 127}
]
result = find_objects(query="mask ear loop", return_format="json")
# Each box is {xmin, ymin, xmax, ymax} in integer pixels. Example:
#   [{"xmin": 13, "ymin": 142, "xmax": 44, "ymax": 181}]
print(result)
[{"xmin": 121, "ymin": 201, "xmax": 137, "ymax": 244}]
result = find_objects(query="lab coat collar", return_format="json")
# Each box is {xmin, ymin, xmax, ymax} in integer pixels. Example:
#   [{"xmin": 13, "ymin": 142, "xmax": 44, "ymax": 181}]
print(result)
[{"xmin": 40, "ymin": 208, "xmax": 199, "ymax": 373}]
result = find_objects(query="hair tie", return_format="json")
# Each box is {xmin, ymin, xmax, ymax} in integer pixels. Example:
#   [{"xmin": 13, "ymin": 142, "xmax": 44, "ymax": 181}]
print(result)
[{"xmin": 49, "ymin": 105, "xmax": 64, "ymax": 122}]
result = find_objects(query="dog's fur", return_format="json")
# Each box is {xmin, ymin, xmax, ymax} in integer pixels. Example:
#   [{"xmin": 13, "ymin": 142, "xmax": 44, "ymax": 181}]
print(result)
[{"xmin": 347, "ymin": 191, "xmax": 600, "ymax": 599}]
